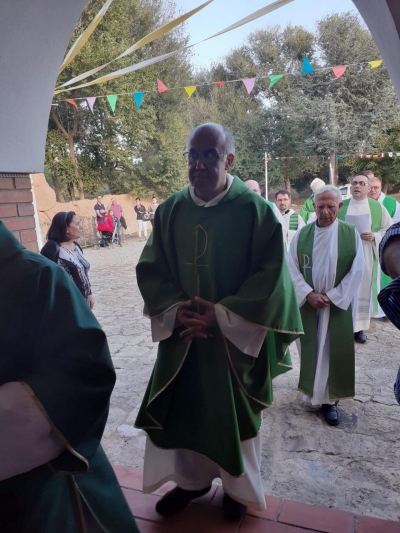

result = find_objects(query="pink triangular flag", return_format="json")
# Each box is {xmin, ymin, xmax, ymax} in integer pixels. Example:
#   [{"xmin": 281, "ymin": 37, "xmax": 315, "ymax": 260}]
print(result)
[
  {"xmin": 86, "ymin": 97, "xmax": 96, "ymax": 113},
  {"xmin": 157, "ymin": 78, "xmax": 168, "ymax": 94},
  {"xmin": 65, "ymin": 99, "xmax": 78, "ymax": 108},
  {"xmin": 242, "ymin": 78, "xmax": 256, "ymax": 94},
  {"xmin": 332, "ymin": 65, "xmax": 347, "ymax": 79}
]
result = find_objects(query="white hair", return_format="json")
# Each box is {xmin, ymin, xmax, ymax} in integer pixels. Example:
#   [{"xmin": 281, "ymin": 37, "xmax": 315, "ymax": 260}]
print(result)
[{"xmin": 313, "ymin": 184, "xmax": 342, "ymax": 203}]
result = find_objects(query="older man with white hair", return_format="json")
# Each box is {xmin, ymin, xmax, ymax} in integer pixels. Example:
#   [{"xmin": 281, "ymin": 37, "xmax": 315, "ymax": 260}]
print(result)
[
  {"xmin": 288, "ymin": 185, "xmax": 365, "ymax": 426},
  {"xmin": 338, "ymin": 174, "xmax": 392, "ymax": 341}
]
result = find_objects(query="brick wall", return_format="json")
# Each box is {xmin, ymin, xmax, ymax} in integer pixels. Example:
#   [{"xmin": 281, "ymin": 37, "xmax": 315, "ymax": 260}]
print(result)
[{"xmin": 0, "ymin": 173, "xmax": 39, "ymax": 252}]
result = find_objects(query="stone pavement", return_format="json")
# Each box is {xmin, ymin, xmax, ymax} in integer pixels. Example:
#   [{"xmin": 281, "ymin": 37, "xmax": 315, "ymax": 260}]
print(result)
[{"xmin": 84, "ymin": 237, "xmax": 400, "ymax": 522}]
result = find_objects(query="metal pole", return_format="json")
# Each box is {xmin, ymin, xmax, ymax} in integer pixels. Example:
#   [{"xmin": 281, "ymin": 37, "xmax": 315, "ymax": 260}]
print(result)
[{"xmin": 264, "ymin": 151, "xmax": 268, "ymax": 200}]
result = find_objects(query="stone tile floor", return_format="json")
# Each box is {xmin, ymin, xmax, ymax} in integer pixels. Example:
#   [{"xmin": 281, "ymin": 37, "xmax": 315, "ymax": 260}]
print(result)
[{"xmin": 84, "ymin": 236, "xmax": 400, "ymax": 523}]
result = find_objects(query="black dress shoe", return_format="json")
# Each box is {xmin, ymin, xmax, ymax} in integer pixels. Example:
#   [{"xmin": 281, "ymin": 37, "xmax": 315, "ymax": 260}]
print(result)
[
  {"xmin": 321, "ymin": 404, "xmax": 340, "ymax": 426},
  {"xmin": 354, "ymin": 330, "xmax": 367, "ymax": 344},
  {"xmin": 222, "ymin": 493, "xmax": 247, "ymax": 522},
  {"xmin": 155, "ymin": 486, "xmax": 211, "ymax": 516}
]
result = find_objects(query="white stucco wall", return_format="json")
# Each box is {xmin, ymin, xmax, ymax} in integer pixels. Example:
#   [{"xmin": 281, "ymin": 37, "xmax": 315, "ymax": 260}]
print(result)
[{"xmin": 0, "ymin": 0, "xmax": 87, "ymax": 173}]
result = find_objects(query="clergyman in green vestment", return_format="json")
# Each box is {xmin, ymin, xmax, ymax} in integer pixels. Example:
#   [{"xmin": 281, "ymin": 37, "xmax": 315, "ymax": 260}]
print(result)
[
  {"xmin": 134, "ymin": 123, "xmax": 303, "ymax": 521},
  {"xmin": 299, "ymin": 178, "xmax": 325, "ymax": 223},
  {"xmin": 0, "ymin": 222, "xmax": 139, "ymax": 533},
  {"xmin": 287, "ymin": 185, "xmax": 365, "ymax": 426}
]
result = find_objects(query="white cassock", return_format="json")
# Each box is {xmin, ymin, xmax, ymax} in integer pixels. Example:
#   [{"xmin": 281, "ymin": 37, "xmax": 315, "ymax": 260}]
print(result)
[
  {"xmin": 281, "ymin": 209, "xmax": 305, "ymax": 252},
  {"xmin": 377, "ymin": 192, "xmax": 400, "ymax": 224},
  {"xmin": 143, "ymin": 175, "xmax": 270, "ymax": 510},
  {"xmin": 287, "ymin": 220, "xmax": 365, "ymax": 405},
  {"xmin": 270, "ymin": 203, "xmax": 288, "ymax": 245},
  {"xmin": 344, "ymin": 198, "xmax": 392, "ymax": 324}
]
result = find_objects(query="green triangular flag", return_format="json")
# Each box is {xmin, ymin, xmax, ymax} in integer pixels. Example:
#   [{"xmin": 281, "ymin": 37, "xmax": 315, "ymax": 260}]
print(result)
[
  {"xmin": 269, "ymin": 74, "xmax": 283, "ymax": 89},
  {"xmin": 107, "ymin": 94, "xmax": 118, "ymax": 112}
]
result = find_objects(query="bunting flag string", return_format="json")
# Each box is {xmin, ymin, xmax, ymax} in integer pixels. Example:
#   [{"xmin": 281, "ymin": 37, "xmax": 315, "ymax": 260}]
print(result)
[
  {"xmin": 133, "ymin": 92, "xmax": 144, "ymax": 109},
  {"xmin": 332, "ymin": 65, "xmax": 347, "ymax": 79},
  {"xmin": 86, "ymin": 97, "xmax": 96, "ymax": 112},
  {"xmin": 242, "ymin": 78, "xmax": 256, "ymax": 94},
  {"xmin": 53, "ymin": 57, "xmax": 386, "ymax": 111},
  {"xmin": 184, "ymin": 86, "xmax": 197, "ymax": 98},
  {"xmin": 106, "ymin": 94, "xmax": 118, "ymax": 112},
  {"xmin": 157, "ymin": 78, "xmax": 168, "ymax": 93},
  {"xmin": 272, "ymin": 151, "xmax": 400, "ymax": 160}
]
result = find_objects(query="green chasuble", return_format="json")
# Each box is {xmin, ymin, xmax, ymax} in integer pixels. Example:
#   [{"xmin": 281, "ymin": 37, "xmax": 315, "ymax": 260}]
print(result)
[
  {"xmin": 383, "ymin": 195, "xmax": 396, "ymax": 217},
  {"xmin": 338, "ymin": 198, "xmax": 383, "ymax": 314},
  {"xmin": 135, "ymin": 177, "xmax": 303, "ymax": 477},
  {"xmin": 300, "ymin": 196, "xmax": 315, "ymax": 222},
  {"xmin": 0, "ymin": 223, "xmax": 139, "ymax": 533},
  {"xmin": 297, "ymin": 221, "xmax": 357, "ymax": 400}
]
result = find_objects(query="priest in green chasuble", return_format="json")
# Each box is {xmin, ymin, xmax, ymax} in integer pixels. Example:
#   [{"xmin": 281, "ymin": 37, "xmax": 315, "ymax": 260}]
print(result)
[
  {"xmin": 0, "ymin": 222, "xmax": 139, "ymax": 533},
  {"xmin": 288, "ymin": 186, "xmax": 365, "ymax": 426},
  {"xmin": 368, "ymin": 174, "xmax": 400, "ymax": 316},
  {"xmin": 135, "ymin": 123, "xmax": 303, "ymax": 521},
  {"xmin": 299, "ymin": 178, "xmax": 325, "ymax": 223},
  {"xmin": 337, "ymin": 174, "xmax": 392, "ymax": 342}
]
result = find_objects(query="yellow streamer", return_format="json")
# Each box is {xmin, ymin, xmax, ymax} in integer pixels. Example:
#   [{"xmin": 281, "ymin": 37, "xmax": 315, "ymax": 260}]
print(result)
[
  {"xmin": 57, "ymin": 0, "xmax": 213, "ymax": 89},
  {"xmin": 184, "ymin": 86, "xmax": 197, "ymax": 98},
  {"xmin": 59, "ymin": 0, "xmax": 115, "ymax": 73},
  {"xmin": 369, "ymin": 60, "xmax": 383, "ymax": 69},
  {"xmin": 54, "ymin": 0, "xmax": 294, "ymax": 94}
]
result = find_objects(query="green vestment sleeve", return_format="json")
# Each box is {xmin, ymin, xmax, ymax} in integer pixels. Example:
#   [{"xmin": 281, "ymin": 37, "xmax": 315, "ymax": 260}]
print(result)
[
  {"xmin": 135, "ymin": 178, "xmax": 303, "ymax": 476},
  {"xmin": 300, "ymin": 196, "xmax": 315, "ymax": 222}
]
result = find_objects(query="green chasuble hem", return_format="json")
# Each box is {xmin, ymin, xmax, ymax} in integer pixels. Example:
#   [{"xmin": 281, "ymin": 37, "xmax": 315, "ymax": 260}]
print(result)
[{"xmin": 297, "ymin": 220, "xmax": 356, "ymax": 400}]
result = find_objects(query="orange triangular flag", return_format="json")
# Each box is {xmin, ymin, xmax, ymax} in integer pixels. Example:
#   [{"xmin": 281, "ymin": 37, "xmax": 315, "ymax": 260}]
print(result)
[
  {"xmin": 184, "ymin": 86, "xmax": 196, "ymax": 98},
  {"xmin": 157, "ymin": 78, "xmax": 168, "ymax": 93},
  {"xmin": 66, "ymin": 99, "xmax": 78, "ymax": 108},
  {"xmin": 212, "ymin": 81, "xmax": 225, "ymax": 87},
  {"xmin": 332, "ymin": 65, "xmax": 347, "ymax": 79}
]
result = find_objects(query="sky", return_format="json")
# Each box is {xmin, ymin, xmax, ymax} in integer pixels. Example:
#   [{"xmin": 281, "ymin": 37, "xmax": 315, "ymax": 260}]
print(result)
[{"xmin": 173, "ymin": 0, "xmax": 358, "ymax": 69}]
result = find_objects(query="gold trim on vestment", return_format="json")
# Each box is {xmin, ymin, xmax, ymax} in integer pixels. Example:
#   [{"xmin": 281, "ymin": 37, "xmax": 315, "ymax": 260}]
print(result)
[
  {"xmin": 67, "ymin": 475, "xmax": 88, "ymax": 533},
  {"xmin": 21, "ymin": 382, "xmax": 89, "ymax": 472},
  {"xmin": 217, "ymin": 304, "xmax": 304, "ymax": 336},
  {"xmin": 222, "ymin": 336, "xmax": 269, "ymax": 409},
  {"xmin": 297, "ymin": 387, "xmax": 355, "ymax": 402},
  {"xmin": 138, "ymin": 339, "xmax": 193, "ymax": 430}
]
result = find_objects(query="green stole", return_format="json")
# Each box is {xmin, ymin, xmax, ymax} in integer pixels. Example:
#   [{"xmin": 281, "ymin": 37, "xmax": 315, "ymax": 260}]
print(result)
[
  {"xmin": 297, "ymin": 220, "xmax": 356, "ymax": 400},
  {"xmin": 383, "ymin": 195, "xmax": 396, "ymax": 217},
  {"xmin": 338, "ymin": 198, "xmax": 382, "ymax": 314},
  {"xmin": 289, "ymin": 212, "xmax": 299, "ymax": 230},
  {"xmin": 300, "ymin": 196, "xmax": 315, "ymax": 222}
]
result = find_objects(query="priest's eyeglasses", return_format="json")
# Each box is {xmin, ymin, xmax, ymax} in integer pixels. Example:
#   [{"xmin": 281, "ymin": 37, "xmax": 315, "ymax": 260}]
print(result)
[
  {"xmin": 183, "ymin": 149, "xmax": 227, "ymax": 164},
  {"xmin": 351, "ymin": 180, "xmax": 369, "ymax": 187}
]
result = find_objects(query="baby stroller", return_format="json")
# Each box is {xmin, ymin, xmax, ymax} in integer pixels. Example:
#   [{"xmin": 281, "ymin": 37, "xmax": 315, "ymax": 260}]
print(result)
[{"xmin": 94, "ymin": 215, "xmax": 119, "ymax": 249}]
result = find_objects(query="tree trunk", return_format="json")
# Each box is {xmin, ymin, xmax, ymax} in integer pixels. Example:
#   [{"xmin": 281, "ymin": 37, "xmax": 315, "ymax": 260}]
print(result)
[
  {"xmin": 383, "ymin": 183, "xmax": 388, "ymax": 194},
  {"xmin": 68, "ymin": 181, "xmax": 76, "ymax": 201},
  {"xmin": 329, "ymin": 151, "xmax": 338, "ymax": 185},
  {"xmin": 68, "ymin": 135, "xmax": 84, "ymax": 200},
  {"xmin": 50, "ymin": 166, "xmax": 65, "ymax": 202},
  {"xmin": 284, "ymin": 159, "xmax": 291, "ymax": 191}
]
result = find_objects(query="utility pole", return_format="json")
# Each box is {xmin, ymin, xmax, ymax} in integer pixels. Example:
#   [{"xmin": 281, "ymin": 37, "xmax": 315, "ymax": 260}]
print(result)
[{"xmin": 264, "ymin": 151, "xmax": 268, "ymax": 200}]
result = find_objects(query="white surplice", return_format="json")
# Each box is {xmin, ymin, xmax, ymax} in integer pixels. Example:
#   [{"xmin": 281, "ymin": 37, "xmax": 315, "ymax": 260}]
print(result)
[
  {"xmin": 282, "ymin": 209, "xmax": 305, "ymax": 252},
  {"xmin": 344, "ymin": 198, "xmax": 392, "ymax": 324},
  {"xmin": 287, "ymin": 220, "xmax": 365, "ymax": 405},
  {"xmin": 143, "ymin": 175, "xmax": 270, "ymax": 510}
]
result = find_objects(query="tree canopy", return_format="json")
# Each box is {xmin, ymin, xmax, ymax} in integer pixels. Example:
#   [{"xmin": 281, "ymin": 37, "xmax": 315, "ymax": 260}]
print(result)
[{"xmin": 46, "ymin": 4, "xmax": 400, "ymax": 201}]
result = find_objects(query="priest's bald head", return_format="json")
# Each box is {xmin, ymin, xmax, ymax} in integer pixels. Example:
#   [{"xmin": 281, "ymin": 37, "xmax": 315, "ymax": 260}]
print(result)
[
  {"xmin": 186, "ymin": 123, "xmax": 235, "ymax": 202},
  {"xmin": 313, "ymin": 185, "xmax": 343, "ymax": 228},
  {"xmin": 244, "ymin": 180, "xmax": 262, "ymax": 195}
]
